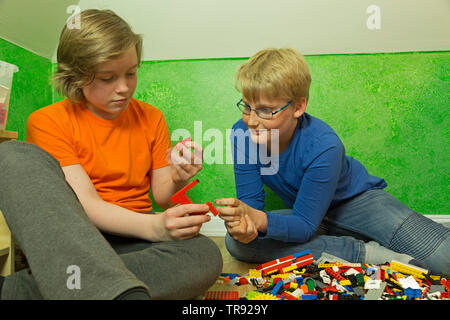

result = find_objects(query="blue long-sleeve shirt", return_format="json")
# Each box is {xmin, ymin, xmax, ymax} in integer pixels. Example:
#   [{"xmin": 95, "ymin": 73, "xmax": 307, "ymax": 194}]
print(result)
[{"xmin": 230, "ymin": 113, "xmax": 387, "ymax": 243}]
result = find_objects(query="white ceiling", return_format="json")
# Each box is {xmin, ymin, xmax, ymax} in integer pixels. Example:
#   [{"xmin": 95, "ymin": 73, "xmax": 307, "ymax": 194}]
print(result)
[
  {"xmin": 1, "ymin": 0, "xmax": 449, "ymax": 62},
  {"xmin": 0, "ymin": 0, "xmax": 78, "ymax": 60}
]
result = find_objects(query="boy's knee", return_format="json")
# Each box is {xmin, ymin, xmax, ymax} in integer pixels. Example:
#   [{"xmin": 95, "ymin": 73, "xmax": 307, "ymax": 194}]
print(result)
[
  {"xmin": 0, "ymin": 141, "xmax": 60, "ymax": 171},
  {"xmin": 1, "ymin": 141, "xmax": 42, "ymax": 160},
  {"xmin": 167, "ymin": 235, "xmax": 222, "ymax": 299},
  {"xmin": 225, "ymin": 232, "xmax": 249, "ymax": 262},
  {"xmin": 0, "ymin": 140, "xmax": 21, "ymax": 160},
  {"xmin": 191, "ymin": 235, "xmax": 223, "ymax": 275}
]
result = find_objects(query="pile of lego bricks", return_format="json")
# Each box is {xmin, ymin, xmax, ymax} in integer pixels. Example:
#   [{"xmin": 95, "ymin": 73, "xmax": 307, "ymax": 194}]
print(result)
[{"xmin": 207, "ymin": 250, "xmax": 449, "ymax": 301}]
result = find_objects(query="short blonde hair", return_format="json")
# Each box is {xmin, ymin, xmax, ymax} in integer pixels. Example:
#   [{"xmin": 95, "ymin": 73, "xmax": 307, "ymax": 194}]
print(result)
[
  {"xmin": 53, "ymin": 9, "xmax": 143, "ymax": 103},
  {"xmin": 235, "ymin": 48, "xmax": 311, "ymax": 103}
]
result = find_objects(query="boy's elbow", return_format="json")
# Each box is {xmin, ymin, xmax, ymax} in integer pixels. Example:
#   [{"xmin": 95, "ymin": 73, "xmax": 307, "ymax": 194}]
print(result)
[
  {"xmin": 286, "ymin": 225, "xmax": 316, "ymax": 243},
  {"xmin": 155, "ymin": 200, "xmax": 170, "ymax": 211}
]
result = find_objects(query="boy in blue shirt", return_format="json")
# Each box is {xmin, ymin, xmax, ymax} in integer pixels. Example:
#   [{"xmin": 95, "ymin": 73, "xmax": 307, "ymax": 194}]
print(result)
[{"xmin": 215, "ymin": 48, "xmax": 449, "ymax": 274}]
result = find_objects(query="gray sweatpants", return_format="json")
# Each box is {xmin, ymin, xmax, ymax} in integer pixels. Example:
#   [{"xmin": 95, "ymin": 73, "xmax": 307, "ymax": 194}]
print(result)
[{"xmin": 0, "ymin": 141, "xmax": 222, "ymax": 299}]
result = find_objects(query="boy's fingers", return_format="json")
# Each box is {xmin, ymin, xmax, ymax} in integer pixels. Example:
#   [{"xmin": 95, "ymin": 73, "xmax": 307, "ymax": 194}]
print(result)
[
  {"xmin": 170, "ymin": 147, "xmax": 189, "ymax": 165},
  {"xmin": 226, "ymin": 221, "xmax": 240, "ymax": 228},
  {"xmin": 175, "ymin": 141, "xmax": 203, "ymax": 165},
  {"xmin": 188, "ymin": 141, "xmax": 204, "ymax": 165},
  {"xmin": 217, "ymin": 205, "xmax": 237, "ymax": 215},
  {"xmin": 215, "ymin": 198, "xmax": 240, "ymax": 207},
  {"xmin": 179, "ymin": 143, "xmax": 194, "ymax": 163},
  {"xmin": 219, "ymin": 212, "xmax": 240, "ymax": 222},
  {"xmin": 169, "ymin": 204, "xmax": 210, "ymax": 217},
  {"xmin": 245, "ymin": 215, "xmax": 256, "ymax": 233},
  {"xmin": 172, "ymin": 225, "xmax": 203, "ymax": 240}
]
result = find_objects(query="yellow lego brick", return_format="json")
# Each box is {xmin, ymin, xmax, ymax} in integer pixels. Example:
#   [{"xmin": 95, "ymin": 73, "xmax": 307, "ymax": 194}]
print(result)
[
  {"xmin": 250, "ymin": 293, "xmax": 278, "ymax": 300},
  {"xmin": 390, "ymin": 260, "xmax": 427, "ymax": 279},
  {"xmin": 293, "ymin": 268, "xmax": 306, "ymax": 275},
  {"xmin": 339, "ymin": 280, "xmax": 351, "ymax": 286},
  {"xmin": 318, "ymin": 263, "xmax": 343, "ymax": 268},
  {"xmin": 271, "ymin": 274, "xmax": 290, "ymax": 280},
  {"xmin": 342, "ymin": 263, "xmax": 363, "ymax": 268},
  {"xmin": 390, "ymin": 278, "xmax": 403, "ymax": 288},
  {"xmin": 290, "ymin": 282, "xmax": 298, "ymax": 289},
  {"xmin": 265, "ymin": 269, "xmax": 278, "ymax": 276},
  {"xmin": 282, "ymin": 265, "xmax": 298, "ymax": 273},
  {"xmin": 249, "ymin": 269, "xmax": 262, "ymax": 278}
]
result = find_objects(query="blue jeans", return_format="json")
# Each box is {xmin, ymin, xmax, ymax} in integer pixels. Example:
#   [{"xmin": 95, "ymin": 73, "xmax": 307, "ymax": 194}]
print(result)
[{"xmin": 226, "ymin": 188, "xmax": 450, "ymax": 274}]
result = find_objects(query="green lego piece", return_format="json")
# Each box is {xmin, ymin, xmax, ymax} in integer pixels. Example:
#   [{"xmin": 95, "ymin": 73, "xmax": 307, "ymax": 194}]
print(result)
[
  {"xmin": 306, "ymin": 278, "xmax": 315, "ymax": 291},
  {"xmin": 355, "ymin": 273, "xmax": 365, "ymax": 286},
  {"xmin": 246, "ymin": 291, "xmax": 261, "ymax": 300}
]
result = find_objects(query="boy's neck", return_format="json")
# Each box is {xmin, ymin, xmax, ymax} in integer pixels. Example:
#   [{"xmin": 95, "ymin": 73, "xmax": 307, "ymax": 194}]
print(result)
[{"xmin": 268, "ymin": 118, "xmax": 299, "ymax": 155}]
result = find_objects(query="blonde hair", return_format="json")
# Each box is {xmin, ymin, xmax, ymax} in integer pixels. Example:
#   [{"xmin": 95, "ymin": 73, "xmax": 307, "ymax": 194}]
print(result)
[
  {"xmin": 235, "ymin": 48, "xmax": 311, "ymax": 103},
  {"xmin": 53, "ymin": 9, "xmax": 143, "ymax": 103}
]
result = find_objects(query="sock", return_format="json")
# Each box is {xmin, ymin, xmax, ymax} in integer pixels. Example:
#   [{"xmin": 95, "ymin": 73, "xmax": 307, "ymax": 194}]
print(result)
[
  {"xmin": 0, "ymin": 276, "xmax": 4, "ymax": 300},
  {"xmin": 115, "ymin": 288, "xmax": 151, "ymax": 300},
  {"xmin": 364, "ymin": 241, "xmax": 416, "ymax": 265}
]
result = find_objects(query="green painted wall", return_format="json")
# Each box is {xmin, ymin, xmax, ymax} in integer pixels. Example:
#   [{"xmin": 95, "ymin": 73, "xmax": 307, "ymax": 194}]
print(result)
[
  {"xmin": 135, "ymin": 53, "xmax": 449, "ymax": 215},
  {"xmin": 1, "ymin": 36, "xmax": 448, "ymax": 215},
  {"xmin": 0, "ymin": 39, "xmax": 53, "ymax": 141}
]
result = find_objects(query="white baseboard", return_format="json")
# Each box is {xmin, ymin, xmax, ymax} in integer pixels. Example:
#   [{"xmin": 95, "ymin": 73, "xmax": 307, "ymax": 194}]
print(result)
[
  {"xmin": 199, "ymin": 214, "xmax": 450, "ymax": 237},
  {"xmin": 424, "ymin": 214, "xmax": 450, "ymax": 225}
]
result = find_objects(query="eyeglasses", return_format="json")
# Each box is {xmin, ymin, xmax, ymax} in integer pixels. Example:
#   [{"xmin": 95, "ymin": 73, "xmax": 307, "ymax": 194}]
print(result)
[{"xmin": 236, "ymin": 99, "xmax": 292, "ymax": 120}]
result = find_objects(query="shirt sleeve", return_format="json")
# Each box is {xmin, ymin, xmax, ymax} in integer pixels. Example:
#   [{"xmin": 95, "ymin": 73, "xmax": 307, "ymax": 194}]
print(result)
[
  {"xmin": 26, "ymin": 110, "xmax": 80, "ymax": 167},
  {"xmin": 150, "ymin": 112, "xmax": 172, "ymax": 170},
  {"xmin": 231, "ymin": 127, "xmax": 266, "ymax": 210},
  {"xmin": 262, "ymin": 133, "xmax": 345, "ymax": 243}
]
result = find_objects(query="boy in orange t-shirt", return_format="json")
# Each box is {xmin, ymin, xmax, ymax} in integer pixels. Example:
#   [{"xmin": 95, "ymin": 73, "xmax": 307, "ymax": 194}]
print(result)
[{"xmin": 0, "ymin": 9, "xmax": 221, "ymax": 300}]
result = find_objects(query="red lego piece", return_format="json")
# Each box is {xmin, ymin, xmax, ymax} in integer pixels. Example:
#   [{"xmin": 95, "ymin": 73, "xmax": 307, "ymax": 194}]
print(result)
[
  {"xmin": 337, "ymin": 266, "xmax": 351, "ymax": 274},
  {"xmin": 282, "ymin": 291, "xmax": 298, "ymax": 300},
  {"xmin": 424, "ymin": 277, "xmax": 433, "ymax": 286},
  {"xmin": 204, "ymin": 291, "xmax": 239, "ymax": 300},
  {"xmin": 441, "ymin": 278, "xmax": 450, "ymax": 292},
  {"xmin": 322, "ymin": 286, "xmax": 339, "ymax": 293},
  {"xmin": 325, "ymin": 268, "xmax": 346, "ymax": 281},
  {"xmin": 169, "ymin": 179, "xmax": 219, "ymax": 216},
  {"xmin": 256, "ymin": 254, "xmax": 294, "ymax": 271},
  {"xmin": 170, "ymin": 179, "xmax": 199, "ymax": 205},
  {"xmin": 292, "ymin": 254, "xmax": 314, "ymax": 270},
  {"xmin": 385, "ymin": 285, "xmax": 395, "ymax": 296},
  {"xmin": 206, "ymin": 201, "xmax": 219, "ymax": 216},
  {"xmin": 256, "ymin": 252, "xmax": 313, "ymax": 276}
]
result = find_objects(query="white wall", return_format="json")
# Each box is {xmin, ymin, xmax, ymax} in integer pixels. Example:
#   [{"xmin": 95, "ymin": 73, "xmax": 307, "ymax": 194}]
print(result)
[
  {"xmin": 0, "ymin": 0, "xmax": 77, "ymax": 59},
  {"xmin": 79, "ymin": 0, "xmax": 450, "ymax": 61},
  {"xmin": 1, "ymin": 0, "xmax": 449, "ymax": 61}
]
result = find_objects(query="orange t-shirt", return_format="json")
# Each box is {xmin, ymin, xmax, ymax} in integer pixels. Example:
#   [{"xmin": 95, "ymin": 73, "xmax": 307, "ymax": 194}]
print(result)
[{"xmin": 26, "ymin": 98, "xmax": 172, "ymax": 212}]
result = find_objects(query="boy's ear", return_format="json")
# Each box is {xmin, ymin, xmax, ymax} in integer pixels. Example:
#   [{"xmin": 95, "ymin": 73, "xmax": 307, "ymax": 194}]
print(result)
[{"xmin": 293, "ymin": 97, "xmax": 307, "ymax": 118}]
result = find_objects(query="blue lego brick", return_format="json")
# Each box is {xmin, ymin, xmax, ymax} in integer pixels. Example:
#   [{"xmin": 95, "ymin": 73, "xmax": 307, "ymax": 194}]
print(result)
[
  {"xmin": 220, "ymin": 273, "xmax": 239, "ymax": 280},
  {"xmin": 293, "ymin": 250, "xmax": 311, "ymax": 258},
  {"xmin": 404, "ymin": 288, "xmax": 421, "ymax": 298},
  {"xmin": 271, "ymin": 280, "xmax": 284, "ymax": 296}
]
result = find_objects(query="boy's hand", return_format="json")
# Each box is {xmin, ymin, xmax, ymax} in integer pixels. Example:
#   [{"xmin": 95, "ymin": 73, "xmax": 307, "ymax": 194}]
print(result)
[
  {"xmin": 154, "ymin": 203, "xmax": 211, "ymax": 241},
  {"xmin": 169, "ymin": 140, "xmax": 203, "ymax": 184},
  {"xmin": 215, "ymin": 198, "xmax": 258, "ymax": 243}
]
